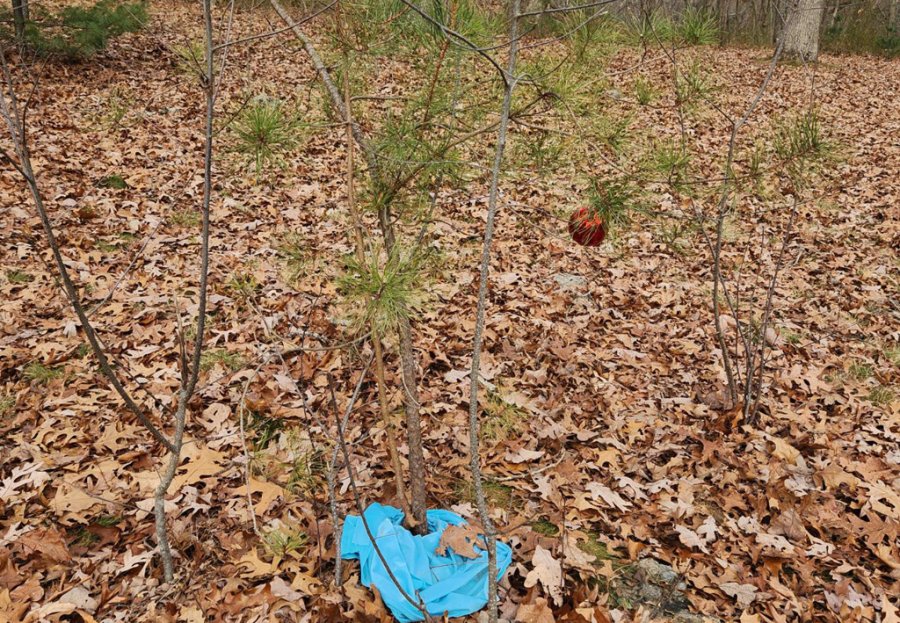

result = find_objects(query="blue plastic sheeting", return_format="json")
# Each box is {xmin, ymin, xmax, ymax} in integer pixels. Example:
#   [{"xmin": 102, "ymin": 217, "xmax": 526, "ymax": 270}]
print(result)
[{"xmin": 341, "ymin": 503, "xmax": 513, "ymax": 622}]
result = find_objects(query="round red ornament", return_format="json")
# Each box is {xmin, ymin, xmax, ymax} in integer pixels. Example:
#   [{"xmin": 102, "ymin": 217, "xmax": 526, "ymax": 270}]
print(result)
[{"xmin": 568, "ymin": 207, "xmax": 606, "ymax": 246}]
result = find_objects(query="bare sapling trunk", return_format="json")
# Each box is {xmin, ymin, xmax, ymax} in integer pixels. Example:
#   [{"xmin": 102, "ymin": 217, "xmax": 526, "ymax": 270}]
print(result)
[
  {"xmin": 154, "ymin": 0, "xmax": 216, "ymax": 582},
  {"xmin": 0, "ymin": 0, "xmax": 220, "ymax": 583},
  {"xmin": 782, "ymin": 0, "xmax": 825, "ymax": 61},
  {"xmin": 466, "ymin": 0, "xmax": 520, "ymax": 620},
  {"xmin": 697, "ymin": 14, "xmax": 806, "ymax": 423}
]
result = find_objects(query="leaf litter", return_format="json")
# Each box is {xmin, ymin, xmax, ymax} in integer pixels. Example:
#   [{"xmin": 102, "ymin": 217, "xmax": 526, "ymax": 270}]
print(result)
[{"xmin": 0, "ymin": 2, "xmax": 898, "ymax": 622}]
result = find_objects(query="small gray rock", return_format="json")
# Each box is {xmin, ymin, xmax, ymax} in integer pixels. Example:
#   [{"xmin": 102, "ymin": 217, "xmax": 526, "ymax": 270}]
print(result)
[{"xmin": 553, "ymin": 272, "xmax": 587, "ymax": 292}]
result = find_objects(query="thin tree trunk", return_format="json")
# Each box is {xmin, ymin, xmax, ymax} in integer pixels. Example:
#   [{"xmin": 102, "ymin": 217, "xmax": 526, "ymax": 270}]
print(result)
[
  {"xmin": 782, "ymin": 0, "xmax": 825, "ymax": 61},
  {"xmin": 12, "ymin": 0, "xmax": 27, "ymax": 42},
  {"xmin": 342, "ymin": 75, "xmax": 409, "ymax": 513},
  {"xmin": 467, "ymin": 0, "xmax": 520, "ymax": 619},
  {"xmin": 268, "ymin": 0, "xmax": 429, "ymax": 532},
  {"xmin": 154, "ymin": 0, "xmax": 216, "ymax": 582}
]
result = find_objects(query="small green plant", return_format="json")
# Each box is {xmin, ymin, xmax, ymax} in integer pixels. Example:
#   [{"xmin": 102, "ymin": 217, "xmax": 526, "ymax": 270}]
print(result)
[
  {"xmin": 356, "ymin": 0, "xmax": 499, "ymax": 52},
  {"xmin": 648, "ymin": 139, "xmax": 691, "ymax": 187},
  {"xmin": 532, "ymin": 518, "xmax": 560, "ymax": 537},
  {"xmin": 98, "ymin": 174, "xmax": 128, "ymax": 189},
  {"xmin": 868, "ymin": 386, "xmax": 894, "ymax": 407},
  {"xmin": 200, "ymin": 349, "xmax": 246, "ymax": 372},
  {"xmin": 591, "ymin": 113, "xmax": 632, "ymax": 153},
  {"xmin": 774, "ymin": 109, "xmax": 825, "ymax": 160},
  {"xmin": 277, "ymin": 232, "xmax": 308, "ymax": 286},
  {"xmin": 96, "ymin": 240, "xmax": 119, "ymax": 253},
  {"xmin": 71, "ymin": 527, "xmax": 100, "ymax": 547},
  {"xmin": 23, "ymin": 362, "xmax": 63, "ymax": 384},
  {"xmin": 655, "ymin": 218, "xmax": 695, "ymax": 257},
  {"xmin": 249, "ymin": 412, "xmax": 284, "ymax": 451},
  {"xmin": 0, "ymin": 395, "xmax": 14, "ymax": 419},
  {"xmin": 885, "ymin": 344, "xmax": 900, "ymax": 367},
  {"xmin": 95, "ymin": 232, "xmax": 136, "ymax": 253},
  {"xmin": 96, "ymin": 515, "xmax": 122, "ymax": 527},
  {"xmin": 169, "ymin": 209, "xmax": 201, "ymax": 228},
  {"xmin": 741, "ymin": 139, "xmax": 769, "ymax": 195},
  {"xmin": 586, "ymin": 178, "xmax": 638, "ymax": 236},
  {"xmin": 633, "ymin": 76, "xmax": 658, "ymax": 106},
  {"xmin": 232, "ymin": 97, "xmax": 297, "ymax": 174},
  {"xmin": 578, "ymin": 532, "xmax": 619, "ymax": 561},
  {"xmin": 100, "ymin": 86, "xmax": 134, "ymax": 129},
  {"xmin": 481, "ymin": 390, "xmax": 527, "ymax": 441},
  {"xmin": 172, "ymin": 40, "xmax": 207, "ymax": 78},
  {"xmin": 561, "ymin": 13, "xmax": 624, "ymax": 60},
  {"xmin": 629, "ymin": 10, "xmax": 675, "ymax": 44},
  {"xmin": 848, "ymin": 361, "xmax": 873, "ymax": 381},
  {"xmin": 25, "ymin": 1, "xmax": 146, "ymax": 61},
  {"xmin": 262, "ymin": 525, "xmax": 307, "ymax": 558},
  {"xmin": 520, "ymin": 129, "xmax": 565, "ymax": 173},
  {"xmin": 284, "ymin": 434, "xmax": 326, "ymax": 493},
  {"xmin": 677, "ymin": 8, "xmax": 718, "ymax": 45},
  {"xmin": 455, "ymin": 478, "xmax": 513, "ymax": 509},
  {"xmin": 226, "ymin": 271, "xmax": 260, "ymax": 302},
  {"xmin": 675, "ymin": 61, "xmax": 715, "ymax": 109},
  {"xmin": 773, "ymin": 109, "xmax": 829, "ymax": 186},
  {"xmin": 6, "ymin": 269, "xmax": 33, "ymax": 284}
]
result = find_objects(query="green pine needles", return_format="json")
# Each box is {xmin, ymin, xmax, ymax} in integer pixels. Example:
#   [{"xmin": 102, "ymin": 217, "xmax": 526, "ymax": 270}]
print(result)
[
  {"xmin": 338, "ymin": 249, "xmax": 426, "ymax": 337},
  {"xmin": 24, "ymin": 1, "xmax": 147, "ymax": 61},
  {"xmin": 232, "ymin": 97, "xmax": 299, "ymax": 175}
]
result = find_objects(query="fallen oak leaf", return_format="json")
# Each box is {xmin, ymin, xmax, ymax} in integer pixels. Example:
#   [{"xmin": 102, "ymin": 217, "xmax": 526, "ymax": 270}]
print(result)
[
  {"xmin": 524, "ymin": 545, "xmax": 563, "ymax": 606},
  {"xmin": 675, "ymin": 525, "xmax": 709, "ymax": 553},
  {"xmin": 505, "ymin": 448, "xmax": 545, "ymax": 463},
  {"xmin": 436, "ymin": 524, "xmax": 485, "ymax": 560},
  {"xmin": 719, "ymin": 582, "xmax": 758, "ymax": 608},
  {"xmin": 17, "ymin": 527, "xmax": 70, "ymax": 564},
  {"xmin": 516, "ymin": 597, "xmax": 555, "ymax": 623},
  {"xmin": 585, "ymin": 482, "xmax": 631, "ymax": 512}
]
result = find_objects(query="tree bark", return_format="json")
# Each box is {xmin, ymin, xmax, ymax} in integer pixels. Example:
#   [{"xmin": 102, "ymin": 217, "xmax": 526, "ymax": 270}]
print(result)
[
  {"xmin": 782, "ymin": 0, "xmax": 825, "ymax": 61},
  {"xmin": 771, "ymin": 0, "xmax": 792, "ymax": 44},
  {"xmin": 11, "ymin": 0, "xmax": 27, "ymax": 42}
]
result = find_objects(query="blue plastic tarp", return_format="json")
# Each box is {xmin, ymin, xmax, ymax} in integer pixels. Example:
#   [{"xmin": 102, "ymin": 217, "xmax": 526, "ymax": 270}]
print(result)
[{"xmin": 340, "ymin": 503, "xmax": 513, "ymax": 622}]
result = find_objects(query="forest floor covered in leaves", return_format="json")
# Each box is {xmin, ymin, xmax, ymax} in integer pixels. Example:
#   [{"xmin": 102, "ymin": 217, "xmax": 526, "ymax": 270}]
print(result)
[{"xmin": 1, "ymin": 2, "xmax": 898, "ymax": 622}]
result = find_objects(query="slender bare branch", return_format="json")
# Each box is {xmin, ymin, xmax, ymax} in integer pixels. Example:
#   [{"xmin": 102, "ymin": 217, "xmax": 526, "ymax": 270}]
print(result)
[
  {"xmin": 0, "ymin": 48, "xmax": 175, "ymax": 453},
  {"xmin": 466, "ymin": 0, "xmax": 520, "ymax": 620}
]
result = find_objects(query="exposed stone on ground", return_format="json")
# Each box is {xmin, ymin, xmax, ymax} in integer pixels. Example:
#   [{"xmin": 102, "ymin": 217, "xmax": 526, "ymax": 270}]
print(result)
[{"xmin": 610, "ymin": 558, "xmax": 720, "ymax": 623}]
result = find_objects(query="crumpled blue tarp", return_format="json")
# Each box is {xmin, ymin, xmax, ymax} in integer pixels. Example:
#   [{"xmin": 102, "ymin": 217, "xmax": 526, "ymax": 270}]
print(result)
[{"xmin": 340, "ymin": 503, "xmax": 513, "ymax": 622}]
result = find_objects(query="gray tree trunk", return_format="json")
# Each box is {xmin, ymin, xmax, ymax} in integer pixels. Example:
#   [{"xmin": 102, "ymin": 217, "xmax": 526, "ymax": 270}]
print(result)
[
  {"xmin": 771, "ymin": 0, "xmax": 792, "ymax": 44},
  {"xmin": 782, "ymin": 0, "xmax": 826, "ymax": 60}
]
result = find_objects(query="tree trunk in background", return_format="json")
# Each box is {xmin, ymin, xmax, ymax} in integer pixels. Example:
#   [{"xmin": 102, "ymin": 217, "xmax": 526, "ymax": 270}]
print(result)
[
  {"xmin": 890, "ymin": 0, "xmax": 899, "ymax": 32},
  {"xmin": 782, "ymin": 0, "xmax": 825, "ymax": 60},
  {"xmin": 12, "ymin": 0, "xmax": 27, "ymax": 42},
  {"xmin": 772, "ymin": 0, "xmax": 792, "ymax": 44}
]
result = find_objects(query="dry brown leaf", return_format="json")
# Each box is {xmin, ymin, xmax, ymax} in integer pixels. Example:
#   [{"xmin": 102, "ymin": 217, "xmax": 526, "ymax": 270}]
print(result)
[
  {"xmin": 524, "ymin": 545, "xmax": 563, "ymax": 606},
  {"xmin": 18, "ymin": 528, "xmax": 70, "ymax": 563},
  {"xmin": 436, "ymin": 524, "xmax": 485, "ymax": 560},
  {"xmin": 516, "ymin": 597, "xmax": 556, "ymax": 623}
]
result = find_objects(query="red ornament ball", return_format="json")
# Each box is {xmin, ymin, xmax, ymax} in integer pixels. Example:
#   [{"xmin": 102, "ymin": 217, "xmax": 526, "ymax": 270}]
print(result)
[{"xmin": 568, "ymin": 207, "xmax": 606, "ymax": 246}]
